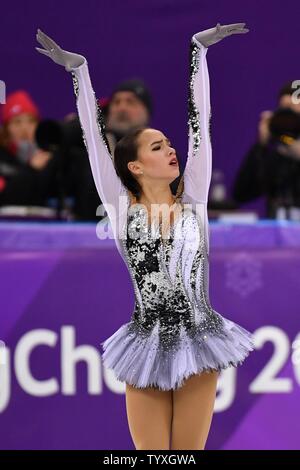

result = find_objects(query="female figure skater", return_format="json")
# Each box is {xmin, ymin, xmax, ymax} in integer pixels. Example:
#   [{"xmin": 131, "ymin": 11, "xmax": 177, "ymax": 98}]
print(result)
[{"xmin": 36, "ymin": 22, "xmax": 254, "ymax": 450}]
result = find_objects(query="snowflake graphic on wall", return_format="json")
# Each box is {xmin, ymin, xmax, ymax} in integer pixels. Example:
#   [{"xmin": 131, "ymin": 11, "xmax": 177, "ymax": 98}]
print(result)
[{"xmin": 225, "ymin": 252, "xmax": 263, "ymax": 298}]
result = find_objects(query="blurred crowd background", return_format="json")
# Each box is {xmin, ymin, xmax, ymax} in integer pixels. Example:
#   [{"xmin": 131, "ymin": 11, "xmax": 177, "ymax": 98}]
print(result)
[
  {"xmin": 1, "ymin": 77, "xmax": 300, "ymax": 223},
  {"xmin": 1, "ymin": 1, "xmax": 300, "ymax": 225}
]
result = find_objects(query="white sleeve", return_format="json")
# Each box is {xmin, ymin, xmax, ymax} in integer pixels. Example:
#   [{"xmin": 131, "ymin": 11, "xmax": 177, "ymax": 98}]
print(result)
[
  {"xmin": 181, "ymin": 36, "xmax": 212, "ymax": 255},
  {"xmin": 69, "ymin": 58, "xmax": 129, "ymax": 235}
]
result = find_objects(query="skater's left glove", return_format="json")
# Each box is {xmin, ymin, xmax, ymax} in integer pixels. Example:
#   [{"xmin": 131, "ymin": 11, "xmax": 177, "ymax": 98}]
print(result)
[{"xmin": 193, "ymin": 22, "xmax": 249, "ymax": 47}]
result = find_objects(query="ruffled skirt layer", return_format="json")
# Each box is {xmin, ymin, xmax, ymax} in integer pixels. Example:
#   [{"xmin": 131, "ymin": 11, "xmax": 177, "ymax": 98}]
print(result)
[{"xmin": 100, "ymin": 313, "xmax": 255, "ymax": 391}]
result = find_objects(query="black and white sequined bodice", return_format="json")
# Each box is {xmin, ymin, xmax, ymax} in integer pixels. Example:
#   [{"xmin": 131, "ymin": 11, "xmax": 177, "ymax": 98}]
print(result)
[{"xmin": 121, "ymin": 203, "xmax": 224, "ymax": 350}]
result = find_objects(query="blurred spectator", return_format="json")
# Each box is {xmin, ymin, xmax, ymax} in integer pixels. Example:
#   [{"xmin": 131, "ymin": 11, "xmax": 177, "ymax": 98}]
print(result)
[
  {"xmin": 232, "ymin": 81, "xmax": 300, "ymax": 219},
  {"xmin": 0, "ymin": 90, "xmax": 60, "ymax": 209},
  {"xmin": 105, "ymin": 79, "xmax": 152, "ymax": 152}
]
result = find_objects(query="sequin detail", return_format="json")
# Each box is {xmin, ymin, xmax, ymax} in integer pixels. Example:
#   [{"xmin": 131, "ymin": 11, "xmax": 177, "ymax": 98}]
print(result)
[
  {"xmin": 71, "ymin": 72, "xmax": 89, "ymax": 150},
  {"xmin": 208, "ymin": 108, "xmax": 212, "ymax": 144},
  {"xmin": 188, "ymin": 40, "xmax": 201, "ymax": 157},
  {"xmin": 71, "ymin": 72, "xmax": 79, "ymax": 98},
  {"xmin": 121, "ymin": 204, "xmax": 225, "ymax": 354},
  {"xmin": 71, "ymin": 70, "xmax": 111, "ymax": 158},
  {"xmin": 95, "ymin": 96, "xmax": 111, "ymax": 156}
]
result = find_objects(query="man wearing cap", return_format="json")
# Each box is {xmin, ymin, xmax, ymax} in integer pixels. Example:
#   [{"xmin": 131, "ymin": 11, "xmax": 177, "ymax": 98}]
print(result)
[
  {"xmin": 65, "ymin": 78, "xmax": 155, "ymax": 220},
  {"xmin": 105, "ymin": 78, "xmax": 153, "ymax": 154}
]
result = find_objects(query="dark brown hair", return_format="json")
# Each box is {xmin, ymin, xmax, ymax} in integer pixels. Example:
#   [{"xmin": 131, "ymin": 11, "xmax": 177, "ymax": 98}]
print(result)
[{"xmin": 114, "ymin": 126, "xmax": 148, "ymax": 199}]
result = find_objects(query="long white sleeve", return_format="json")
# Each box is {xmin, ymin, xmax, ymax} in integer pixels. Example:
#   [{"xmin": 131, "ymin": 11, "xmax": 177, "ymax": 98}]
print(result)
[
  {"xmin": 181, "ymin": 36, "xmax": 212, "ymax": 254},
  {"xmin": 70, "ymin": 59, "xmax": 129, "ymax": 241}
]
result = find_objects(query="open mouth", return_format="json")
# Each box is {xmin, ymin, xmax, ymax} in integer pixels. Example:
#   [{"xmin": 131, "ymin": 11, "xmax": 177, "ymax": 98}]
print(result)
[{"xmin": 169, "ymin": 157, "xmax": 178, "ymax": 166}]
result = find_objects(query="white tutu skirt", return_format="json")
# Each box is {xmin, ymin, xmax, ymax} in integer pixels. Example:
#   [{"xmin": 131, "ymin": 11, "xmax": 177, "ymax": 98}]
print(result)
[{"xmin": 100, "ymin": 312, "xmax": 255, "ymax": 391}]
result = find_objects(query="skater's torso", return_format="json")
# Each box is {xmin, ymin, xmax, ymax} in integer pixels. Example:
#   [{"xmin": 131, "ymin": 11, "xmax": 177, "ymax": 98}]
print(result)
[{"xmin": 121, "ymin": 201, "xmax": 224, "ymax": 350}]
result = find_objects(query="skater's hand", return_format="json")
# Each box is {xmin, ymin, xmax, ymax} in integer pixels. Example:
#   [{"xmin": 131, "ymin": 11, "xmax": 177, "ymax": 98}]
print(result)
[
  {"xmin": 35, "ymin": 28, "xmax": 86, "ymax": 72},
  {"xmin": 194, "ymin": 22, "xmax": 249, "ymax": 47}
]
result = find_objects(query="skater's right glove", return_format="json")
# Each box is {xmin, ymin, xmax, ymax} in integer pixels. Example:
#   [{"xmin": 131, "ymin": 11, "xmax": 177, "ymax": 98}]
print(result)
[{"xmin": 35, "ymin": 28, "xmax": 85, "ymax": 71}]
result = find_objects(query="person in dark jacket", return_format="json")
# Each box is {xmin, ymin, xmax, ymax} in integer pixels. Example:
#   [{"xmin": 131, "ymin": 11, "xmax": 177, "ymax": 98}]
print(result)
[
  {"xmin": 0, "ymin": 90, "xmax": 60, "ymax": 209},
  {"xmin": 232, "ymin": 81, "xmax": 300, "ymax": 218}
]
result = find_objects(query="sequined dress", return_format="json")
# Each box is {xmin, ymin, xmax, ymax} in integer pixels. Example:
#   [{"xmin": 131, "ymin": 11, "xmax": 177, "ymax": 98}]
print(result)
[{"xmin": 70, "ymin": 35, "xmax": 255, "ymax": 391}]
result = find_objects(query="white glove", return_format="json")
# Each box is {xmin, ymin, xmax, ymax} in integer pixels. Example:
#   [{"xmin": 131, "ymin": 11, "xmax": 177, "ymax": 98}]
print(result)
[
  {"xmin": 35, "ymin": 28, "xmax": 85, "ymax": 72},
  {"xmin": 194, "ymin": 22, "xmax": 249, "ymax": 47}
]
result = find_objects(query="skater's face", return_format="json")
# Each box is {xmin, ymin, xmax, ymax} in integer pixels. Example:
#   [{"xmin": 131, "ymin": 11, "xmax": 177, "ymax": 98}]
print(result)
[
  {"xmin": 107, "ymin": 91, "xmax": 149, "ymax": 134},
  {"xmin": 128, "ymin": 128, "xmax": 179, "ymax": 182}
]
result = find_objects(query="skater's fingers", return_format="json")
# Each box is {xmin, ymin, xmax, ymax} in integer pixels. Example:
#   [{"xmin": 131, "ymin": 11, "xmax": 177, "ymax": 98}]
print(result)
[
  {"xmin": 221, "ymin": 22, "xmax": 246, "ymax": 29},
  {"xmin": 36, "ymin": 32, "xmax": 51, "ymax": 50},
  {"xmin": 35, "ymin": 47, "xmax": 51, "ymax": 57},
  {"xmin": 221, "ymin": 26, "xmax": 249, "ymax": 36},
  {"xmin": 37, "ymin": 29, "xmax": 52, "ymax": 46},
  {"xmin": 37, "ymin": 29, "xmax": 60, "ymax": 51},
  {"xmin": 36, "ymin": 31, "xmax": 58, "ymax": 54},
  {"xmin": 222, "ymin": 26, "xmax": 245, "ymax": 32},
  {"xmin": 42, "ymin": 35, "xmax": 60, "ymax": 51},
  {"xmin": 230, "ymin": 28, "xmax": 249, "ymax": 34},
  {"xmin": 39, "ymin": 34, "xmax": 59, "ymax": 52}
]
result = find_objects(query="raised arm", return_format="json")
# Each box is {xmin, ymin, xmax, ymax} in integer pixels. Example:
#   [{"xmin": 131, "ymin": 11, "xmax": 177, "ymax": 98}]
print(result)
[
  {"xmin": 184, "ymin": 34, "xmax": 211, "ymax": 204},
  {"xmin": 35, "ymin": 29, "xmax": 128, "ymax": 230},
  {"xmin": 181, "ymin": 22, "xmax": 249, "ymax": 252},
  {"xmin": 68, "ymin": 58, "xmax": 129, "ymax": 222}
]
